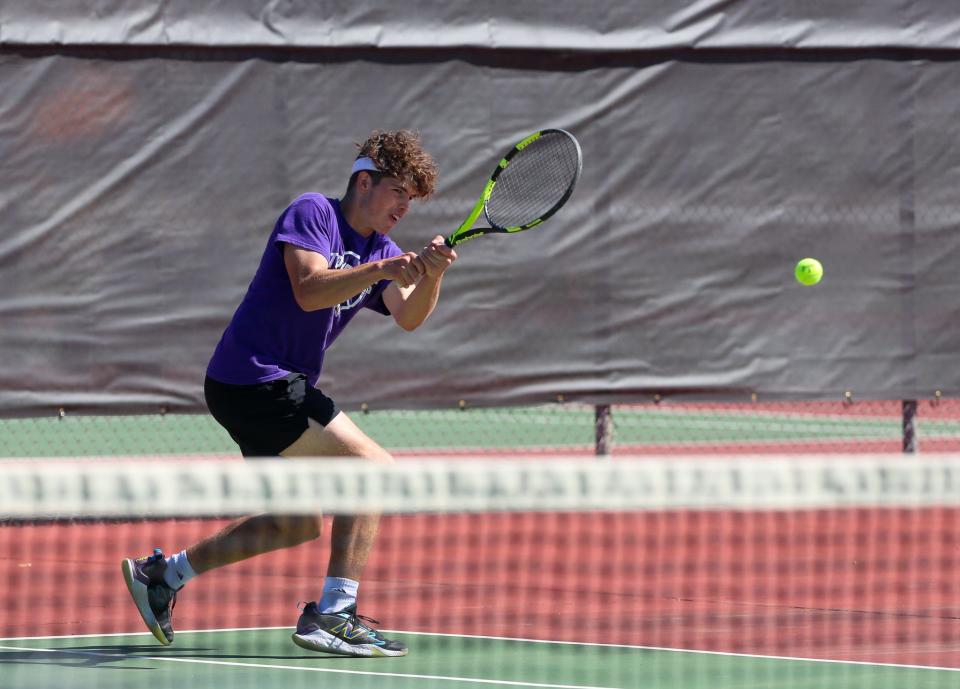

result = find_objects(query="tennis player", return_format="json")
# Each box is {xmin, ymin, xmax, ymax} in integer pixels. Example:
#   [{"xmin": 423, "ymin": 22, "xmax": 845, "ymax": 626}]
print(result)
[{"xmin": 122, "ymin": 130, "xmax": 456, "ymax": 657}]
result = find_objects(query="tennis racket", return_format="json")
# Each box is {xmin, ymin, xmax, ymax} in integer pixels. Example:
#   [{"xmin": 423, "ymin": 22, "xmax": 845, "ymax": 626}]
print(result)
[{"xmin": 444, "ymin": 129, "xmax": 583, "ymax": 247}]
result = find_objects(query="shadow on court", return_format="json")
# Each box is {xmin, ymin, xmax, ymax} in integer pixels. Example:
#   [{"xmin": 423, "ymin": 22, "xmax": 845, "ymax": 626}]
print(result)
[{"xmin": 0, "ymin": 643, "xmax": 354, "ymax": 671}]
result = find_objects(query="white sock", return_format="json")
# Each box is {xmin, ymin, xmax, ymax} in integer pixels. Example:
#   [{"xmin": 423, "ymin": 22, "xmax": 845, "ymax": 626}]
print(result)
[
  {"xmin": 319, "ymin": 577, "xmax": 359, "ymax": 613},
  {"xmin": 163, "ymin": 550, "xmax": 197, "ymax": 590}
]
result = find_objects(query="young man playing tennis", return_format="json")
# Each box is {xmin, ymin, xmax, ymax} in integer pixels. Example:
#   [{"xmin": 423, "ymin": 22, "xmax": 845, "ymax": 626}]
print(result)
[{"xmin": 121, "ymin": 130, "xmax": 456, "ymax": 657}]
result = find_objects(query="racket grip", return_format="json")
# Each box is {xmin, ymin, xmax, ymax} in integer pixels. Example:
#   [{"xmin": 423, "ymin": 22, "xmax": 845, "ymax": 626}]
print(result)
[{"xmin": 444, "ymin": 235, "xmax": 454, "ymax": 248}]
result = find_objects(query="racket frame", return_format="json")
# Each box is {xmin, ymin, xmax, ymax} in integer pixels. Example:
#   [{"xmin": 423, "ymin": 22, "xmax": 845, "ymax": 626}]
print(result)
[{"xmin": 445, "ymin": 129, "xmax": 581, "ymax": 247}]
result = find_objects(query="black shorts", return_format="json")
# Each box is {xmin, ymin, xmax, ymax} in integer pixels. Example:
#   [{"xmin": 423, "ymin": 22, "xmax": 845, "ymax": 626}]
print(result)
[{"xmin": 204, "ymin": 373, "xmax": 340, "ymax": 457}]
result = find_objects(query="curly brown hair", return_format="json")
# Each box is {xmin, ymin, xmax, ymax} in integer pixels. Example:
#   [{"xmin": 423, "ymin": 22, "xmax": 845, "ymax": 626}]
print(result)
[{"xmin": 354, "ymin": 129, "xmax": 438, "ymax": 199}]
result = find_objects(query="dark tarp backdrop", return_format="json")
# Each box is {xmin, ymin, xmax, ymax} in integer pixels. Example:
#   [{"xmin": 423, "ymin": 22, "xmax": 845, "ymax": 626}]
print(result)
[{"xmin": 1, "ymin": 4, "xmax": 959, "ymax": 414}]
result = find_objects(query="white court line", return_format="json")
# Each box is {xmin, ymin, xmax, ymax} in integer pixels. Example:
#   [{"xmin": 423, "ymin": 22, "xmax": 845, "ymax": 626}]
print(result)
[
  {"xmin": 396, "ymin": 630, "xmax": 960, "ymax": 674},
  {"xmin": 1, "ymin": 627, "xmax": 957, "ymax": 674},
  {"xmin": 0, "ymin": 644, "xmax": 617, "ymax": 689}
]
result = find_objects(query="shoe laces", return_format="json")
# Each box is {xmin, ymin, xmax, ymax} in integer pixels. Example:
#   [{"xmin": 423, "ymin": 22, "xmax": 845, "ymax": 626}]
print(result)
[
  {"xmin": 300, "ymin": 602, "xmax": 380, "ymax": 629},
  {"xmin": 352, "ymin": 612, "xmax": 380, "ymax": 627},
  {"xmin": 142, "ymin": 550, "xmax": 179, "ymax": 612},
  {"xmin": 336, "ymin": 608, "xmax": 381, "ymax": 632}
]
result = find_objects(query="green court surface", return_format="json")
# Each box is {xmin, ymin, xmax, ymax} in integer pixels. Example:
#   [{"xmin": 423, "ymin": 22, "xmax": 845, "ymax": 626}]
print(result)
[
  {"xmin": 1, "ymin": 629, "xmax": 956, "ymax": 689},
  {"xmin": 3, "ymin": 406, "xmax": 960, "ymax": 457}
]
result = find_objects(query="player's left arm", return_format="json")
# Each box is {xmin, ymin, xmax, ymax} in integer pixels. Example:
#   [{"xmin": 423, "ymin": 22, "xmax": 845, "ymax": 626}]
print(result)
[{"xmin": 382, "ymin": 236, "xmax": 457, "ymax": 331}]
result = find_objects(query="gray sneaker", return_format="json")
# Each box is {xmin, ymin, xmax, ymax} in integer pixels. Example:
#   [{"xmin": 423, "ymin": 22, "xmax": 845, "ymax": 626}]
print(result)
[
  {"xmin": 291, "ymin": 602, "xmax": 408, "ymax": 657},
  {"xmin": 121, "ymin": 549, "xmax": 179, "ymax": 645}
]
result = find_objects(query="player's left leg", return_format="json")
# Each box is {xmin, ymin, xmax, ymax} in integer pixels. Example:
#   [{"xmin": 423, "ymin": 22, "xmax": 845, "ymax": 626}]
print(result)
[{"xmin": 284, "ymin": 412, "xmax": 408, "ymax": 657}]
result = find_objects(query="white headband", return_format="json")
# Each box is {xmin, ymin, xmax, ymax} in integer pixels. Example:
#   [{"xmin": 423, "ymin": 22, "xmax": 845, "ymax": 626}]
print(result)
[{"xmin": 352, "ymin": 156, "xmax": 381, "ymax": 175}]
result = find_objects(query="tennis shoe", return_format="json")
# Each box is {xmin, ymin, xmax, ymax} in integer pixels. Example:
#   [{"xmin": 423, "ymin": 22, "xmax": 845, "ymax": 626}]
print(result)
[
  {"xmin": 291, "ymin": 602, "xmax": 407, "ymax": 657},
  {"xmin": 121, "ymin": 548, "xmax": 179, "ymax": 645}
]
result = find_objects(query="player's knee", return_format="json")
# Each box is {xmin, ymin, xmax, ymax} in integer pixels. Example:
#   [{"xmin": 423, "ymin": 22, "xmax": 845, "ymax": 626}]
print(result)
[
  {"xmin": 268, "ymin": 514, "xmax": 321, "ymax": 545},
  {"xmin": 345, "ymin": 438, "xmax": 394, "ymax": 463},
  {"xmin": 370, "ymin": 448, "xmax": 394, "ymax": 463},
  {"xmin": 356, "ymin": 446, "xmax": 394, "ymax": 464}
]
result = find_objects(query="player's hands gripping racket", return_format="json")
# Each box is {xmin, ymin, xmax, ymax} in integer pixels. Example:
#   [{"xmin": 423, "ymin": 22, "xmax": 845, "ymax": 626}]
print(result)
[{"xmin": 445, "ymin": 129, "xmax": 583, "ymax": 247}]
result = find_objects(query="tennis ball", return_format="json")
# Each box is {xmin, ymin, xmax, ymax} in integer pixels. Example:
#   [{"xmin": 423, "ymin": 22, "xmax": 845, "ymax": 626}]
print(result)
[{"xmin": 794, "ymin": 258, "xmax": 823, "ymax": 286}]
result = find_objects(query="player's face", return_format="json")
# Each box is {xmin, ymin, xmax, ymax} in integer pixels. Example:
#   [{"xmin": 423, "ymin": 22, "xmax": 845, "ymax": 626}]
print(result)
[{"xmin": 364, "ymin": 175, "xmax": 415, "ymax": 234}]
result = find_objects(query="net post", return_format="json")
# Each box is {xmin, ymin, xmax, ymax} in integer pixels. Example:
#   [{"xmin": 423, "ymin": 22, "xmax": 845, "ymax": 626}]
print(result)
[
  {"xmin": 595, "ymin": 404, "xmax": 612, "ymax": 457},
  {"xmin": 902, "ymin": 399, "xmax": 918, "ymax": 454}
]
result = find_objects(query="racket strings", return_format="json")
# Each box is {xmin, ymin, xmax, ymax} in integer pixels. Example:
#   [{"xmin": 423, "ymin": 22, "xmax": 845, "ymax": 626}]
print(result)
[{"xmin": 485, "ymin": 132, "xmax": 581, "ymax": 229}]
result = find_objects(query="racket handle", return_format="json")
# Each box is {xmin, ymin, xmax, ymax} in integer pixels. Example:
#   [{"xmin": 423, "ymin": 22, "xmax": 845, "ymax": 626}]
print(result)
[{"xmin": 444, "ymin": 235, "xmax": 454, "ymax": 248}]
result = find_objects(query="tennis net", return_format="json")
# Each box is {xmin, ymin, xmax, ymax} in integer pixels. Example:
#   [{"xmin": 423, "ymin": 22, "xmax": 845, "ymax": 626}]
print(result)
[{"xmin": 2, "ymin": 455, "xmax": 959, "ymax": 689}]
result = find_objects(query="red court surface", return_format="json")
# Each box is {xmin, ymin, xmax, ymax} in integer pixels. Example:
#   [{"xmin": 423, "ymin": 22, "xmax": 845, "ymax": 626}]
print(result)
[{"xmin": 3, "ymin": 508, "xmax": 958, "ymax": 668}]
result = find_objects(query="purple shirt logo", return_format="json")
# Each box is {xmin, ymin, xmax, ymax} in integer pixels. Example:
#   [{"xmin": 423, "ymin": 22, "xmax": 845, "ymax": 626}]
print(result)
[{"xmin": 330, "ymin": 251, "xmax": 371, "ymax": 316}]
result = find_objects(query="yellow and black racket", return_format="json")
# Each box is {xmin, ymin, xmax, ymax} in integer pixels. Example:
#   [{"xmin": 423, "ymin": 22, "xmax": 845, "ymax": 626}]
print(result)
[{"xmin": 445, "ymin": 129, "xmax": 583, "ymax": 247}]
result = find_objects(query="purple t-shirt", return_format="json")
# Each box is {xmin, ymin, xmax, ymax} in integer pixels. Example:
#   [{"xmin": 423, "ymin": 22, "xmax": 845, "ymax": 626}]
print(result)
[{"xmin": 206, "ymin": 194, "xmax": 403, "ymax": 386}]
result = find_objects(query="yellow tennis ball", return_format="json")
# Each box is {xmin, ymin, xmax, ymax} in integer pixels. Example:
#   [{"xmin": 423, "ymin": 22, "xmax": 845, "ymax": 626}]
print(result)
[{"xmin": 795, "ymin": 258, "xmax": 823, "ymax": 286}]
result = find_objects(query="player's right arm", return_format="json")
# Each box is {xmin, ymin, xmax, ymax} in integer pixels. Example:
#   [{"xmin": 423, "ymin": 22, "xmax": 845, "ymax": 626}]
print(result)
[{"xmin": 283, "ymin": 244, "xmax": 424, "ymax": 312}]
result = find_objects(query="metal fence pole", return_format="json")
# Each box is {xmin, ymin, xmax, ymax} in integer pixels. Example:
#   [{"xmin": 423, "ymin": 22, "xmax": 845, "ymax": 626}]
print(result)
[
  {"xmin": 902, "ymin": 399, "xmax": 917, "ymax": 454},
  {"xmin": 595, "ymin": 404, "xmax": 612, "ymax": 457}
]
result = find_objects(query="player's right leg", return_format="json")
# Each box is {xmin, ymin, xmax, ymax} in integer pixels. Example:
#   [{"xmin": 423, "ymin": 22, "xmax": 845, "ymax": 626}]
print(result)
[
  {"xmin": 123, "ymin": 515, "xmax": 322, "ymax": 644},
  {"xmin": 121, "ymin": 373, "xmax": 330, "ymax": 644}
]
